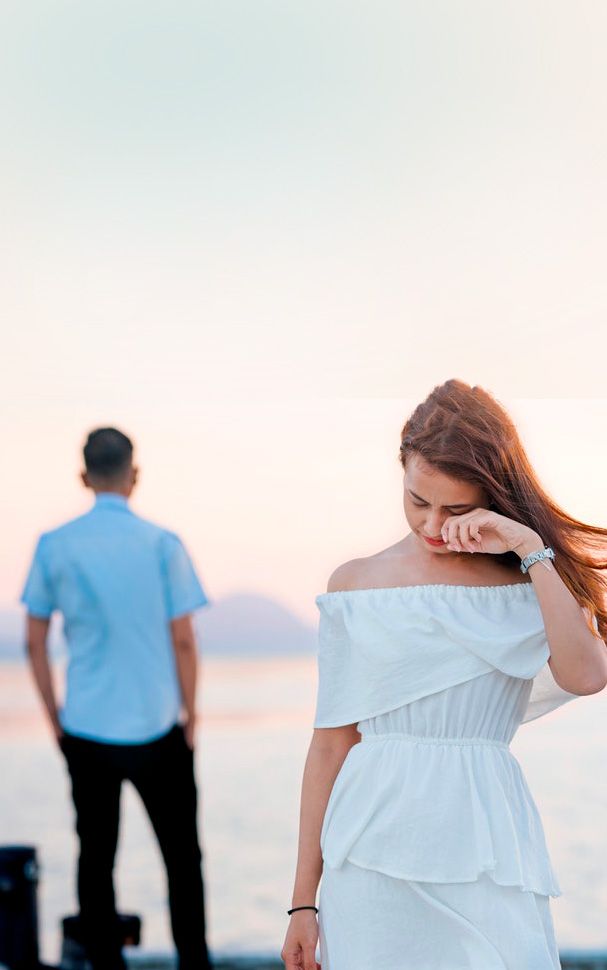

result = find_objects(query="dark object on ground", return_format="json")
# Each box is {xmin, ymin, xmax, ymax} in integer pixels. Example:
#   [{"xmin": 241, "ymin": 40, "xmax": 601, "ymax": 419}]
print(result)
[
  {"xmin": 60, "ymin": 913, "xmax": 141, "ymax": 969},
  {"xmin": 0, "ymin": 845, "xmax": 40, "ymax": 970}
]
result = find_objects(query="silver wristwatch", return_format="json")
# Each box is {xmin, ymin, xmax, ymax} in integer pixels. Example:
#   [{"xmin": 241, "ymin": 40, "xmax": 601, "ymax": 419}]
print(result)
[{"xmin": 519, "ymin": 546, "xmax": 555, "ymax": 574}]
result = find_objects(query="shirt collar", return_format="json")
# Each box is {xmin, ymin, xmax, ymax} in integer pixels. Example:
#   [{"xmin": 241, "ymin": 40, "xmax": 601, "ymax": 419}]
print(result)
[{"xmin": 93, "ymin": 493, "xmax": 131, "ymax": 512}]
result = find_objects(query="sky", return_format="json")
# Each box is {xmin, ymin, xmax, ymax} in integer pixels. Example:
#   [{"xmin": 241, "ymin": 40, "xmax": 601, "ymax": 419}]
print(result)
[{"xmin": 2, "ymin": 2, "xmax": 607, "ymax": 622}]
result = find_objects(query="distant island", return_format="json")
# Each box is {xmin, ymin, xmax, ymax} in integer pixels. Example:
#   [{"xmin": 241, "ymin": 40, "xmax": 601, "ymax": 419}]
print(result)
[{"xmin": 0, "ymin": 593, "xmax": 318, "ymax": 660}]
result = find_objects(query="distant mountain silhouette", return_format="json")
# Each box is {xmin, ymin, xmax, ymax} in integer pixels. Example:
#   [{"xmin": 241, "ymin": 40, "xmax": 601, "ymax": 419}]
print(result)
[
  {"xmin": 0, "ymin": 593, "xmax": 317, "ymax": 660},
  {"xmin": 195, "ymin": 593, "xmax": 317, "ymax": 655}
]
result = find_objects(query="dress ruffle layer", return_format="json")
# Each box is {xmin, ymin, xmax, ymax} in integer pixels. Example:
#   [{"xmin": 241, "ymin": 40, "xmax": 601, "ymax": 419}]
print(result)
[
  {"xmin": 319, "ymin": 864, "xmax": 562, "ymax": 970},
  {"xmin": 321, "ymin": 729, "xmax": 561, "ymax": 897},
  {"xmin": 314, "ymin": 583, "xmax": 580, "ymax": 728}
]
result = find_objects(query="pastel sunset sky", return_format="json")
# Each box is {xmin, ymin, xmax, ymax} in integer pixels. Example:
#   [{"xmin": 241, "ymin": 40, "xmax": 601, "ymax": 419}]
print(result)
[{"xmin": 3, "ymin": 2, "xmax": 606, "ymax": 623}]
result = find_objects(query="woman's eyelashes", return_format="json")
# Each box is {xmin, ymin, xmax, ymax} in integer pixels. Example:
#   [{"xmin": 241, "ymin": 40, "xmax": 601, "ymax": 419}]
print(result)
[{"xmin": 411, "ymin": 500, "xmax": 472, "ymax": 515}]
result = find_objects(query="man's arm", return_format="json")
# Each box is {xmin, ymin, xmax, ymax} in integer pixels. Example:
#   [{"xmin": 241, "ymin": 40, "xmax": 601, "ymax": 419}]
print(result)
[
  {"xmin": 25, "ymin": 615, "xmax": 63, "ymax": 744},
  {"xmin": 170, "ymin": 613, "xmax": 199, "ymax": 749}
]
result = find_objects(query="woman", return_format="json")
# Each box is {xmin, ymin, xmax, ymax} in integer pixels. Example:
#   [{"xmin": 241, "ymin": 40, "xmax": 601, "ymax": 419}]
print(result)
[{"xmin": 281, "ymin": 379, "xmax": 607, "ymax": 970}]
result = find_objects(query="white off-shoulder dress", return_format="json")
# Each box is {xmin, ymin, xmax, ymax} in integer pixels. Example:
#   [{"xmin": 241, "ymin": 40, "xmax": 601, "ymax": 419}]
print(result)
[{"xmin": 313, "ymin": 583, "xmax": 583, "ymax": 970}]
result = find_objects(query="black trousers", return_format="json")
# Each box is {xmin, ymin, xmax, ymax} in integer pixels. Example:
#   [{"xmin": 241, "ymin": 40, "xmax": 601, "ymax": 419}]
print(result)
[{"xmin": 61, "ymin": 724, "xmax": 212, "ymax": 970}]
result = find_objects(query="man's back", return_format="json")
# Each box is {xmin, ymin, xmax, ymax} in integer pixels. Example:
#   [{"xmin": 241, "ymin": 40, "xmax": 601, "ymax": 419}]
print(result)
[{"xmin": 22, "ymin": 493, "xmax": 208, "ymax": 743}]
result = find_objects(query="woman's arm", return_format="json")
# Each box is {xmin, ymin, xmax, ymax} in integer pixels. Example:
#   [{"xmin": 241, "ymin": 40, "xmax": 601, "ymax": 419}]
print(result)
[
  {"xmin": 513, "ymin": 531, "xmax": 607, "ymax": 695},
  {"xmin": 282, "ymin": 724, "xmax": 360, "ymax": 970},
  {"xmin": 291, "ymin": 725, "xmax": 359, "ymax": 907}
]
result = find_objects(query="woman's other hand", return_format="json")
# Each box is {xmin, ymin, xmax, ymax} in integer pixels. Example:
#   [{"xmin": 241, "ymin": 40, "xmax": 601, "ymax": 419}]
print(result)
[{"xmin": 281, "ymin": 910, "xmax": 321, "ymax": 970}]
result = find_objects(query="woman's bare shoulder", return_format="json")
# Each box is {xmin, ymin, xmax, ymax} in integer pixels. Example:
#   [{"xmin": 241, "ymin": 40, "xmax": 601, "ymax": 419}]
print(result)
[
  {"xmin": 326, "ymin": 543, "xmax": 404, "ymax": 593},
  {"xmin": 326, "ymin": 558, "xmax": 369, "ymax": 593}
]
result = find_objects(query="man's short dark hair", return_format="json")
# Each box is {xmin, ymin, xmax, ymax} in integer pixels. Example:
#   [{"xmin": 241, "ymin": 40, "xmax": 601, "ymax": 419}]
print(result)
[{"xmin": 83, "ymin": 428, "xmax": 133, "ymax": 480}]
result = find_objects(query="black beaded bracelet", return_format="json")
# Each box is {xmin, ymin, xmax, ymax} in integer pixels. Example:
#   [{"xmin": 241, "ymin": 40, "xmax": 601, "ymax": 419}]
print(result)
[{"xmin": 287, "ymin": 905, "xmax": 319, "ymax": 915}]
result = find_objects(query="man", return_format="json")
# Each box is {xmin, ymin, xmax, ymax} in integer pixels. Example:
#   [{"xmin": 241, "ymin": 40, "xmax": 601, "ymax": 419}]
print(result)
[{"xmin": 21, "ymin": 427, "xmax": 212, "ymax": 970}]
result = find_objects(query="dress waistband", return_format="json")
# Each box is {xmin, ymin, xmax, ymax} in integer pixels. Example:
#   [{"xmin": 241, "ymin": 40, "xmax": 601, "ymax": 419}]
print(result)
[{"xmin": 360, "ymin": 732, "xmax": 510, "ymax": 749}]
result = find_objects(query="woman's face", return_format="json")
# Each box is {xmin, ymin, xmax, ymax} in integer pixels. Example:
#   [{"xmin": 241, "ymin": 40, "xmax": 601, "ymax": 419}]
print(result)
[{"xmin": 403, "ymin": 452, "xmax": 489, "ymax": 554}]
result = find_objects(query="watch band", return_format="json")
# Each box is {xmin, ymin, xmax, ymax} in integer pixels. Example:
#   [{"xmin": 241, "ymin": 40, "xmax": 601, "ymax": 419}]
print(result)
[{"xmin": 519, "ymin": 546, "xmax": 555, "ymax": 574}]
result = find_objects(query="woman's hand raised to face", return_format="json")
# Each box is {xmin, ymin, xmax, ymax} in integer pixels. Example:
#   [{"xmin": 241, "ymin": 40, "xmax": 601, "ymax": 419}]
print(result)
[
  {"xmin": 440, "ymin": 508, "xmax": 542, "ymax": 559},
  {"xmin": 281, "ymin": 910, "xmax": 321, "ymax": 970}
]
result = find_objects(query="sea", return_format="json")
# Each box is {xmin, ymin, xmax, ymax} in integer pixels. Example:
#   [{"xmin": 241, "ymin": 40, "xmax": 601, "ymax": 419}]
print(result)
[{"xmin": 2, "ymin": 657, "xmax": 606, "ymax": 965}]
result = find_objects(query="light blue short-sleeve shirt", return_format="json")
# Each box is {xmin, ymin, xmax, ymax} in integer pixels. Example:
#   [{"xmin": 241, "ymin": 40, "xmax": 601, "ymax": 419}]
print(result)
[{"xmin": 21, "ymin": 493, "xmax": 209, "ymax": 744}]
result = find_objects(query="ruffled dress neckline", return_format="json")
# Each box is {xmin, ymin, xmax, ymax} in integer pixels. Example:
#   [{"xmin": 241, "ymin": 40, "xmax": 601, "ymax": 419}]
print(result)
[{"xmin": 316, "ymin": 580, "xmax": 536, "ymax": 601}]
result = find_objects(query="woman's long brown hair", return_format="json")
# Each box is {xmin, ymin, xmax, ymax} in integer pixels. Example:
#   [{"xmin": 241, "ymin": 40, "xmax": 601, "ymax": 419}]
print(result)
[{"xmin": 399, "ymin": 379, "xmax": 607, "ymax": 640}]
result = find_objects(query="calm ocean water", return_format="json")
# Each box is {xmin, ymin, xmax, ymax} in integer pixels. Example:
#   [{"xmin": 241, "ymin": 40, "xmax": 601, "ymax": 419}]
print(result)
[{"xmin": 2, "ymin": 658, "xmax": 606, "ymax": 964}]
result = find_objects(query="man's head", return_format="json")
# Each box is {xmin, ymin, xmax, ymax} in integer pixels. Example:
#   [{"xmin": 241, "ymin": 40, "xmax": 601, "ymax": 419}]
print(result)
[{"xmin": 81, "ymin": 427, "xmax": 138, "ymax": 495}]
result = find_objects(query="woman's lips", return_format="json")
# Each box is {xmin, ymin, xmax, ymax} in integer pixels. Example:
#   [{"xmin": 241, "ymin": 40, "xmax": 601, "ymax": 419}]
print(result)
[{"xmin": 422, "ymin": 534, "xmax": 446, "ymax": 547}]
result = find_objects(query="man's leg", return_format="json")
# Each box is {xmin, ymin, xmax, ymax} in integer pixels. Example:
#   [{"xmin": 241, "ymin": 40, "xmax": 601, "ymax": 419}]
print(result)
[
  {"xmin": 61, "ymin": 733, "xmax": 126, "ymax": 970},
  {"xmin": 129, "ymin": 725, "xmax": 212, "ymax": 970}
]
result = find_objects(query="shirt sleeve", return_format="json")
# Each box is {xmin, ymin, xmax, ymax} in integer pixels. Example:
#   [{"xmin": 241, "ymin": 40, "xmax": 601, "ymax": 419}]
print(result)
[
  {"xmin": 20, "ymin": 535, "xmax": 56, "ymax": 618},
  {"xmin": 161, "ymin": 532, "xmax": 210, "ymax": 620}
]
